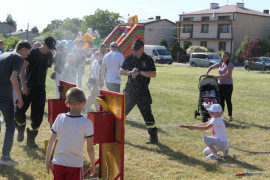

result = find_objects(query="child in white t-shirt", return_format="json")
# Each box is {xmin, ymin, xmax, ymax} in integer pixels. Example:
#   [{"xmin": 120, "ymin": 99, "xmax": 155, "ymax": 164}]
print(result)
[
  {"xmin": 45, "ymin": 87, "xmax": 95, "ymax": 179},
  {"xmin": 183, "ymin": 104, "xmax": 229, "ymax": 160},
  {"xmin": 85, "ymin": 51, "xmax": 103, "ymax": 112}
]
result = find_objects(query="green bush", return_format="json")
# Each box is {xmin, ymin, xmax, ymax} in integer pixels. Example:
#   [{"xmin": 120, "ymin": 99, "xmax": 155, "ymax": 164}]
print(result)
[
  {"xmin": 215, "ymin": 50, "xmax": 224, "ymax": 56},
  {"xmin": 169, "ymin": 40, "xmax": 181, "ymax": 61},
  {"xmin": 3, "ymin": 36, "xmax": 21, "ymax": 51},
  {"xmin": 180, "ymin": 55, "xmax": 190, "ymax": 63},
  {"xmin": 160, "ymin": 39, "xmax": 168, "ymax": 48}
]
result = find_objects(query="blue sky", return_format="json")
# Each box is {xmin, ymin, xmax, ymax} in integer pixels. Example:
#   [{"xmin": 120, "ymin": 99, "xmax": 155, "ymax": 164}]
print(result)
[{"xmin": 0, "ymin": 0, "xmax": 269, "ymax": 32}]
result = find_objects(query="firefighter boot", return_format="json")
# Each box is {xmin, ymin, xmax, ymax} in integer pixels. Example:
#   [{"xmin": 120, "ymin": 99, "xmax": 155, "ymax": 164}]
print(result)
[
  {"xmin": 16, "ymin": 123, "xmax": 25, "ymax": 142},
  {"xmin": 27, "ymin": 128, "xmax": 39, "ymax": 148},
  {"xmin": 146, "ymin": 128, "xmax": 158, "ymax": 144}
]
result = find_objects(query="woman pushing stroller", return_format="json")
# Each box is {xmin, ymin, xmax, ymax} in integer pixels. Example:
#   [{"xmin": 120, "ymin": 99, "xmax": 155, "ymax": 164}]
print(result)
[{"xmin": 205, "ymin": 51, "xmax": 234, "ymax": 121}]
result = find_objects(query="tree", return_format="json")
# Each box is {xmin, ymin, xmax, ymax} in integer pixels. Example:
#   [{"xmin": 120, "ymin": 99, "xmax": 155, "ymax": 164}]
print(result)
[
  {"xmin": 259, "ymin": 39, "xmax": 270, "ymax": 56},
  {"xmin": 59, "ymin": 18, "xmax": 82, "ymax": 39},
  {"xmin": 2, "ymin": 36, "xmax": 21, "ymax": 51},
  {"xmin": 42, "ymin": 19, "xmax": 63, "ymax": 33},
  {"xmin": 169, "ymin": 40, "xmax": 181, "ymax": 61},
  {"xmin": 183, "ymin": 41, "xmax": 192, "ymax": 52},
  {"xmin": 160, "ymin": 39, "xmax": 168, "ymax": 48},
  {"xmin": 6, "ymin": 14, "xmax": 17, "ymax": 27},
  {"xmin": 31, "ymin": 26, "xmax": 39, "ymax": 34},
  {"xmin": 81, "ymin": 9, "xmax": 124, "ymax": 38},
  {"xmin": 241, "ymin": 37, "xmax": 261, "ymax": 70},
  {"xmin": 235, "ymin": 35, "xmax": 249, "ymax": 64},
  {"xmin": 235, "ymin": 35, "xmax": 249, "ymax": 57}
]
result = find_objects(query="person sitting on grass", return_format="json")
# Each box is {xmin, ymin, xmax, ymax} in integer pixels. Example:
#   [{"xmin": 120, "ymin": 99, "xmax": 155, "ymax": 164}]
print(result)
[
  {"xmin": 182, "ymin": 104, "xmax": 229, "ymax": 160},
  {"xmin": 45, "ymin": 87, "xmax": 95, "ymax": 178}
]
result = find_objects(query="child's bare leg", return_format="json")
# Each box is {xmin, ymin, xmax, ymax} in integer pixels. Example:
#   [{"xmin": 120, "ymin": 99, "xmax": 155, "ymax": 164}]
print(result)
[{"xmin": 208, "ymin": 144, "xmax": 217, "ymax": 154}]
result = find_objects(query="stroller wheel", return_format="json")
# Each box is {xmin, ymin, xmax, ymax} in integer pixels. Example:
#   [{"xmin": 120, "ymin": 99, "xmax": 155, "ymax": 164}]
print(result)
[
  {"xmin": 202, "ymin": 116, "xmax": 208, "ymax": 123},
  {"xmin": 194, "ymin": 109, "xmax": 198, "ymax": 119}
]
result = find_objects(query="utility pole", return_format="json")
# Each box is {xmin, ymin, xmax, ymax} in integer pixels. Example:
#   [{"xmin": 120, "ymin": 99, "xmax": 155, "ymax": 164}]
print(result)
[{"xmin": 26, "ymin": 23, "xmax": 29, "ymax": 41}]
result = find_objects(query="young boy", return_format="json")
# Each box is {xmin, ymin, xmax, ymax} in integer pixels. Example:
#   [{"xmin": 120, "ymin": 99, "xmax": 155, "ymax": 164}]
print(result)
[
  {"xmin": 45, "ymin": 87, "xmax": 95, "ymax": 179},
  {"xmin": 85, "ymin": 51, "xmax": 103, "ymax": 112},
  {"xmin": 183, "ymin": 104, "xmax": 229, "ymax": 160}
]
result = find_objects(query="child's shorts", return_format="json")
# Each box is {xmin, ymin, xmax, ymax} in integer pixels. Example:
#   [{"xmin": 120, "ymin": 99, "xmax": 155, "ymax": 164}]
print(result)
[
  {"xmin": 53, "ymin": 164, "xmax": 83, "ymax": 180},
  {"xmin": 203, "ymin": 136, "xmax": 228, "ymax": 150}
]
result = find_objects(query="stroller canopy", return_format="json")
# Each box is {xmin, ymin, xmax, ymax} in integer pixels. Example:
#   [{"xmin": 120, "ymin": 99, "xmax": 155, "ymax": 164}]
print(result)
[{"xmin": 199, "ymin": 77, "xmax": 219, "ymax": 92}]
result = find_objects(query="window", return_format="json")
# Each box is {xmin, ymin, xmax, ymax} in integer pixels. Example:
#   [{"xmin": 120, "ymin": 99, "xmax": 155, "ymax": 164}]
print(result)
[
  {"xmin": 218, "ymin": 16, "xmax": 231, "ymax": 20},
  {"xmin": 183, "ymin": 17, "xmax": 194, "ymax": 21},
  {"xmin": 208, "ymin": 54, "xmax": 221, "ymax": 59},
  {"xmin": 201, "ymin": 24, "xmax": 209, "ymax": 33},
  {"xmin": 193, "ymin": 54, "xmax": 207, "ymax": 59},
  {"xmin": 183, "ymin": 24, "xmax": 193, "ymax": 33},
  {"xmin": 201, "ymin": 17, "xmax": 210, "ymax": 21},
  {"xmin": 200, "ymin": 41, "xmax": 207, "ymax": 47},
  {"xmin": 153, "ymin": 50, "xmax": 158, "ymax": 56},
  {"xmin": 218, "ymin": 24, "xmax": 230, "ymax": 33},
  {"xmin": 219, "ymin": 42, "xmax": 226, "ymax": 51}
]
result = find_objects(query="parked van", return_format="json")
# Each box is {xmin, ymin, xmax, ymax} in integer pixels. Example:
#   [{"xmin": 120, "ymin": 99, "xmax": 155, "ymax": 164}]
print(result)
[
  {"xmin": 189, "ymin": 52, "xmax": 221, "ymax": 67},
  {"xmin": 144, "ymin": 45, "xmax": 173, "ymax": 64}
]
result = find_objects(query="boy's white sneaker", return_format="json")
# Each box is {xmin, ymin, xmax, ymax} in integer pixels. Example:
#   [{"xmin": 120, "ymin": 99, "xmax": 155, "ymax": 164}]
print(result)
[{"xmin": 206, "ymin": 153, "xmax": 221, "ymax": 160}]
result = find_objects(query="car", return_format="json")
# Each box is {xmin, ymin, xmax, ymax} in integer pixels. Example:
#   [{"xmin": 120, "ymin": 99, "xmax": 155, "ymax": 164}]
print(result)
[
  {"xmin": 244, "ymin": 57, "xmax": 270, "ymax": 71},
  {"xmin": 144, "ymin": 45, "xmax": 173, "ymax": 64},
  {"xmin": 189, "ymin": 52, "xmax": 221, "ymax": 67}
]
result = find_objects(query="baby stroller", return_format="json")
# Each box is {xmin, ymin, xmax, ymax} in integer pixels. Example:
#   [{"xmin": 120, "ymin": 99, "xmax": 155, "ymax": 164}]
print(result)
[{"xmin": 194, "ymin": 75, "xmax": 220, "ymax": 122}]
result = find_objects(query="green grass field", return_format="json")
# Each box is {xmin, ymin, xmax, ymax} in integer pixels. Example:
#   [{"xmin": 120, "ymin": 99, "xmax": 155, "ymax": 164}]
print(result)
[{"xmin": 1, "ymin": 64, "xmax": 270, "ymax": 180}]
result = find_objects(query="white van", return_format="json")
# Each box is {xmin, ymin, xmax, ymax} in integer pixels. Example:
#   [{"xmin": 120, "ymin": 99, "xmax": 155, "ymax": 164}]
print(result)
[{"xmin": 144, "ymin": 45, "xmax": 173, "ymax": 64}]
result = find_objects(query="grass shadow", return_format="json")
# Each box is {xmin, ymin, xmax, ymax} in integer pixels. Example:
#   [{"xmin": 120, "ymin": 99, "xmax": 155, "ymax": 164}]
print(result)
[
  {"xmin": 83, "ymin": 162, "xmax": 99, "ymax": 179},
  {"xmin": 219, "ymin": 156, "xmax": 264, "ymax": 171},
  {"xmin": 125, "ymin": 141, "xmax": 219, "ymax": 172},
  {"xmin": 235, "ymin": 120, "xmax": 270, "ymax": 130},
  {"xmin": 125, "ymin": 119, "xmax": 166, "ymax": 134},
  {"xmin": 0, "ymin": 165, "xmax": 35, "ymax": 180},
  {"xmin": 256, "ymin": 71, "xmax": 270, "ymax": 74},
  {"xmin": 22, "ymin": 145, "xmax": 45, "ymax": 161},
  {"xmin": 224, "ymin": 121, "xmax": 249, "ymax": 129}
]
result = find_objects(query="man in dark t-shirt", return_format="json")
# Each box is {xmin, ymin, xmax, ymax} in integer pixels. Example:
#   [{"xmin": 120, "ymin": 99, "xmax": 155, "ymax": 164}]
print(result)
[
  {"xmin": 15, "ymin": 37, "xmax": 56, "ymax": 149},
  {"xmin": 120, "ymin": 39, "xmax": 158, "ymax": 144},
  {"xmin": 0, "ymin": 40, "xmax": 31, "ymax": 165}
]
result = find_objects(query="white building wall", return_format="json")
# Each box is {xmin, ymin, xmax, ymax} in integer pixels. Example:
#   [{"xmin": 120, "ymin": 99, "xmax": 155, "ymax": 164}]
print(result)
[
  {"xmin": 144, "ymin": 20, "xmax": 175, "ymax": 47},
  {"xmin": 232, "ymin": 13, "xmax": 270, "ymax": 54}
]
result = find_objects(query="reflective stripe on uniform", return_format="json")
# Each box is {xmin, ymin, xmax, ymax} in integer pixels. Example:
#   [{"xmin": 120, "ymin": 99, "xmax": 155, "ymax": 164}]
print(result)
[
  {"xmin": 16, "ymin": 122, "xmax": 26, "ymax": 126},
  {"xmin": 146, "ymin": 124, "xmax": 156, "ymax": 129}
]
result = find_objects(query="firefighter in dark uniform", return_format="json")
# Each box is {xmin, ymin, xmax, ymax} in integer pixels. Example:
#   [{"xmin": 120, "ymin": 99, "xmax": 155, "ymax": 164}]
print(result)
[
  {"xmin": 120, "ymin": 39, "xmax": 158, "ymax": 144},
  {"xmin": 15, "ymin": 37, "xmax": 56, "ymax": 148}
]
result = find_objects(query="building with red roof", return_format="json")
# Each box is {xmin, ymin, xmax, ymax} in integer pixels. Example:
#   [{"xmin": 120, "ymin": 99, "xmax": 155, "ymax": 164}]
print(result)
[{"xmin": 176, "ymin": 3, "xmax": 270, "ymax": 55}]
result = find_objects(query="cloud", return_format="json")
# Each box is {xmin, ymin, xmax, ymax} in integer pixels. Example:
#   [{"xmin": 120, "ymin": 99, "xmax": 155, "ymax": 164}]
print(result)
[{"xmin": 134, "ymin": 5, "xmax": 160, "ymax": 13}]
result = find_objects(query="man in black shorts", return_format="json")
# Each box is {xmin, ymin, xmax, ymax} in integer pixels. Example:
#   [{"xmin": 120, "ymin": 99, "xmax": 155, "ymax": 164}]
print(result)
[
  {"xmin": 120, "ymin": 39, "xmax": 158, "ymax": 144},
  {"xmin": 15, "ymin": 37, "xmax": 56, "ymax": 148}
]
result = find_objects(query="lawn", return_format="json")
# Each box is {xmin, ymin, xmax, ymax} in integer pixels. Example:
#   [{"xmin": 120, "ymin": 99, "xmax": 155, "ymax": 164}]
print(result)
[{"xmin": 1, "ymin": 64, "xmax": 270, "ymax": 180}]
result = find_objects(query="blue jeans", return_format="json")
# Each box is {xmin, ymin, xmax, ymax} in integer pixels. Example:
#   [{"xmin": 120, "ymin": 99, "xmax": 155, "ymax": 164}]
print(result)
[{"xmin": 0, "ymin": 97, "xmax": 15, "ymax": 157}]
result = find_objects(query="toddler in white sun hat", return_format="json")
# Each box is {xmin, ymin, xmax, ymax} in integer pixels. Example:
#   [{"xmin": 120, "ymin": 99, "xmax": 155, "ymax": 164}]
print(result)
[{"xmin": 182, "ymin": 104, "xmax": 229, "ymax": 160}]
